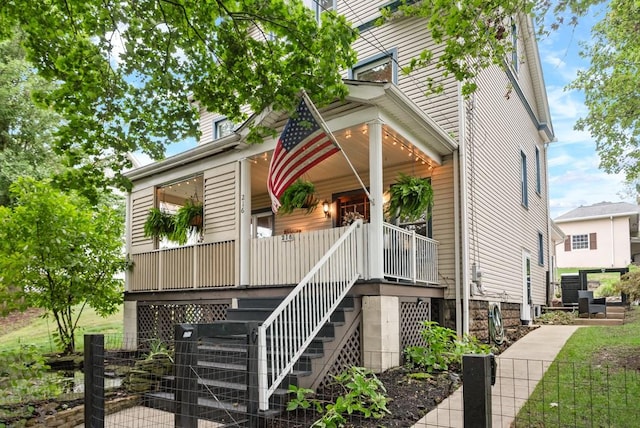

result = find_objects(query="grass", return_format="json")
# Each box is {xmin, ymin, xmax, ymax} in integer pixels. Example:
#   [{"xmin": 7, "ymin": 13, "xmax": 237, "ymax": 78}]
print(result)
[
  {"xmin": 0, "ymin": 304, "xmax": 124, "ymax": 354},
  {"xmin": 515, "ymin": 307, "xmax": 640, "ymax": 427}
]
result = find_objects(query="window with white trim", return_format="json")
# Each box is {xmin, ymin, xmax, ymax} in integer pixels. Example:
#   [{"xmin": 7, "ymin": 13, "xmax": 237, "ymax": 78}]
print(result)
[
  {"xmin": 316, "ymin": 0, "xmax": 336, "ymax": 17},
  {"xmin": 352, "ymin": 54, "xmax": 395, "ymax": 83},
  {"xmin": 251, "ymin": 211, "xmax": 274, "ymax": 238},
  {"xmin": 572, "ymin": 234, "xmax": 589, "ymax": 250},
  {"xmin": 538, "ymin": 232, "xmax": 544, "ymax": 265},
  {"xmin": 214, "ymin": 118, "xmax": 235, "ymax": 139},
  {"xmin": 520, "ymin": 150, "xmax": 528, "ymax": 208},
  {"xmin": 535, "ymin": 147, "xmax": 541, "ymax": 194}
]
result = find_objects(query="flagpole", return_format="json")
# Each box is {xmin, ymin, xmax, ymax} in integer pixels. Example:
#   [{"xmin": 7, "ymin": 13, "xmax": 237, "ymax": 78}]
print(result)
[{"xmin": 301, "ymin": 90, "xmax": 372, "ymax": 202}]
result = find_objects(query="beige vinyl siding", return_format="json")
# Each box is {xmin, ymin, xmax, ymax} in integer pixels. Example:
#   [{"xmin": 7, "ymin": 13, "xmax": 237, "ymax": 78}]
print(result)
[
  {"xmin": 463, "ymin": 63, "xmax": 549, "ymax": 307},
  {"xmin": 431, "ymin": 155, "xmax": 456, "ymax": 299},
  {"xmin": 351, "ymin": 17, "xmax": 459, "ymax": 137},
  {"xmin": 203, "ymin": 163, "xmax": 238, "ymax": 242},
  {"xmin": 130, "ymin": 187, "xmax": 155, "ymax": 254},
  {"xmin": 340, "ymin": 0, "xmax": 383, "ymax": 24},
  {"xmin": 512, "ymin": 16, "xmax": 540, "ymax": 119}
]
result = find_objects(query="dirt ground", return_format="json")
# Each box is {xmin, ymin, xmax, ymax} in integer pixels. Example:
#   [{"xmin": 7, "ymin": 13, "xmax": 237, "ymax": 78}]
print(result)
[{"xmin": 0, "ymin": 307, "xmax": 43, "ymax": 337}]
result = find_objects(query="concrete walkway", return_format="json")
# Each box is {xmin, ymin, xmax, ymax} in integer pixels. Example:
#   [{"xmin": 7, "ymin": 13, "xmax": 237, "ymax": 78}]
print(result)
[{"xmin": 414, "ymin": 325, "xmax": 580, "ymax": 428}]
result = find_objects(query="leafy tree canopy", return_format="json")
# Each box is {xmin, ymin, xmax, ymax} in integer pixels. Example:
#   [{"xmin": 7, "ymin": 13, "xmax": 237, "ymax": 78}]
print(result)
[
  {"xmin": 569, "ymin": 0, "xmax": 640, "ymax": 181},
  {"xmin": 0, "ymin": 0, "xmax": 358, "ymax": 194},
  {"xmin": 0, "ymin": 178, "xmax": 126, "ymax": 354},
  {"xmin": 0, "ymin": 34, "xmax": 63, "ymax": 206}
]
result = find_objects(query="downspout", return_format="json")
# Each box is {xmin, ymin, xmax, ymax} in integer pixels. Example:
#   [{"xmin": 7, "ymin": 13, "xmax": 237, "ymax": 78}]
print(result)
[
  {"xmin": 458, "ymin": 85, "xmax": 470, "ymax": 335},
  {"xmin": 453, "ymin": 153, "xmax": 462, "ymax": 335}
]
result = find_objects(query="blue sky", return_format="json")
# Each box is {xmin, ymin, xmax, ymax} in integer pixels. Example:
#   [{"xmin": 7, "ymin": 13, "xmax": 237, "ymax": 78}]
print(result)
[
  {"xmin": 142, "ymin": 7, "xmax": 634, "ymax": 219},
  {"xmin": 538, "ymin": 7, "xmax": 635, "ymax": 218}
]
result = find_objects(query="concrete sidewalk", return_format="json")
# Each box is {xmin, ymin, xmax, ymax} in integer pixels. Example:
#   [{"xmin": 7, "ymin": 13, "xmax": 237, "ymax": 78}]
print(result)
[{"xmin": 414, "ymin": 325, "xmax": 580, "ymax": 428}]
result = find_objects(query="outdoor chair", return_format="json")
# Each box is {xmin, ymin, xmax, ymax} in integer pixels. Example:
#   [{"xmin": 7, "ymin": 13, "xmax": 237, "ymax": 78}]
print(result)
[{"xmin": 578, "ymin": 290, "xmax": 607, "ymax": 318}]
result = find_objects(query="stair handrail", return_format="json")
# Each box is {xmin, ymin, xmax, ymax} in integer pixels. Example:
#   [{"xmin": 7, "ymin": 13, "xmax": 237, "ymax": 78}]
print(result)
[{"xmin": 257, "ymin": 219, "xmax": 363, "ymax": 410}]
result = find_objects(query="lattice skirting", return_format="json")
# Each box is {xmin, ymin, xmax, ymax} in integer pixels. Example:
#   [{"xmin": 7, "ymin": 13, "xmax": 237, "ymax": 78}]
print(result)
[
  {"xmin": 400, "ymin": 300, "xmax": 431, "ymax": 350},
  {"xmin": 137, "ymin": 302, "xmax": 229, "ymax": 347},
  {"xmin": 317, "ymin": 326, "xmax": 362, "ymax": 389}
]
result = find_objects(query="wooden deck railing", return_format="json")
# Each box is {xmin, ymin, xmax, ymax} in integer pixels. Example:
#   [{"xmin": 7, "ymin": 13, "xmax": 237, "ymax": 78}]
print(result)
[
  {"xmin": 128, "ymin": 240, "xmax": 235, "ymax": 292},
  {"xmin": 128, "ymin": 223, "xmax": 438, "ymax": 292}
]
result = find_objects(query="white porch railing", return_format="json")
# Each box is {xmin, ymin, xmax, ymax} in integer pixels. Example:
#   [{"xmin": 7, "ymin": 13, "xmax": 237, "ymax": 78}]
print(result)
[
  {"xmin": 257, "ymin": 220, "xmax": 363, "ymax": 410},
  {"xmin": 383, "ymin": 222, "xmax": 439, "ymax": 284}
]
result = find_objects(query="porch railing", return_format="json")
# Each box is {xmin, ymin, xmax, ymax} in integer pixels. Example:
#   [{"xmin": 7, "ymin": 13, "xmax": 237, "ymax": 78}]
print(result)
[
  {"xmin": 383, "ymin": 222, "xmax": 438, "ymax": 284},
  {"xmin": 128, "ymin": 240, "xmax": 235, "ymax": 291},
  {"xmin": 257, "ymin": 220, "xmax": 363, "ymax": 410}
]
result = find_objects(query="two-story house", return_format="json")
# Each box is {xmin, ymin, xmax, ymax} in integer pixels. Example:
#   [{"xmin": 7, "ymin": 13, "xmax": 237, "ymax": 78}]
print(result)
[
  {"xmin": 123, "ymin": 1, "xmax": 554, "ymax": 405},
  {"xmin": 555, "ymin": 202, "xmax": 640, "ymax": 268}
]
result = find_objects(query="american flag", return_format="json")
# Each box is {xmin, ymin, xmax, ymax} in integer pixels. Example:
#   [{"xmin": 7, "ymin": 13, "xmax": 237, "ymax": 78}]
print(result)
[{"xmin": 267, "ymin": 96, "xmax": 339, "ymax": 212}]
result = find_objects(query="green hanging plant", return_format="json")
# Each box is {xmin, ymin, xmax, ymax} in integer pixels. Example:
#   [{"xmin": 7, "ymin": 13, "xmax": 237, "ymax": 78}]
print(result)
[
  {"xmin": 278, "ymin": 179, "xmax": 319, "ymax": 215},
  {"xmin": 172, "ymin": 200, "xmax": 203, "ymax": 245},
  {"xmin": 143, "ymin": 208, "xmax": 176, "ymax": 240},
  {"xmin": 386, "ymin": 173, "xmax": 433, "ymax": 222}
]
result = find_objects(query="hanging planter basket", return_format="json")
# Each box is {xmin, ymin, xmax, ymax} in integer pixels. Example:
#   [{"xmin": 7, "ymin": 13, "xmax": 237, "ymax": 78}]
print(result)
[
  {"xmin": 386, "ymin": 173, "xmax": 434, "ymax": 222},
  {"xmin": 278, "ymin": 179, "xmax": 319, "ymax": 215}
]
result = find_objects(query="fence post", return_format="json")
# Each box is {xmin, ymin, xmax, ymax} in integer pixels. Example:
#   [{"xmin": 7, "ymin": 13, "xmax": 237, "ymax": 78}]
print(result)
[
  {"xmin": 175, "ymin": 324, "xmax": 198, "ymax": 428},
  {"xmin": 246, "ymin": 322, "xmax": 260, "ymax": 426},
  {"xmin": 462, "ymin": 354, "xmax": 494, "ymax": 428},
  {"xmin": 84, "ymin": 334, "xmax": 105, "ymax": 428}
]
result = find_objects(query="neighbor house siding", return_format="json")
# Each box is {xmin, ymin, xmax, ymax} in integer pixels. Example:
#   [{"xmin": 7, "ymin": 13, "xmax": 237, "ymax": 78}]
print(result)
[
  {"xmin": 556, "ymin": 216, "xmax": 632, "ymax": 268},
  {"xmin": 462, "ymin": 62, "xmax": 549, "ymax": 307}
]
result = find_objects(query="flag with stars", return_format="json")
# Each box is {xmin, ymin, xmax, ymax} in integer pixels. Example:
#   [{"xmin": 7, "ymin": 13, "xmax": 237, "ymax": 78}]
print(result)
[{"xmin": 267, "ymin": 96, "xmax": 339, "ymax": 212}]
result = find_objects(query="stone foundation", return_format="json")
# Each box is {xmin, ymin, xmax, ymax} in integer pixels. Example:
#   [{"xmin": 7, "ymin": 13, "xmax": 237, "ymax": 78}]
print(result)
[{"xmin": 469, "ymin": 301, "xmax": 521, "ymax": 342}]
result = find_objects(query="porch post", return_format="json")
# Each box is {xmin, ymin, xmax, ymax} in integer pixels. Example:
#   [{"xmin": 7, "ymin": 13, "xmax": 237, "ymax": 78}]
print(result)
[
  {"xmin": 368, "ymin": 119, "xmax": 384, "ymax": 280},
  {"xmin": 239, "ymin": 158, "xmax": 252, "ymax": 287}
]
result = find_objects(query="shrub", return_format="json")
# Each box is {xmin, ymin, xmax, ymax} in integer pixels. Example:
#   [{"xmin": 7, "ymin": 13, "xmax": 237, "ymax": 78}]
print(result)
[
  {"xmin": 616, "ymin": 268, "xmax": 640, "ymax": 301},
  {"xmin": 404, "ymin": 321, "xmax": 490, "ymax": 372},
  {"xmin": 0, "ymin": 345, "xmax": 62, "ymax": 405},
  {"xmin": 535, "ymin": 311, "xmax": 576, "ymax": 325},
  {"xmin": 287, "ymin": 366, "xmax": 390, "ymax": 427}
]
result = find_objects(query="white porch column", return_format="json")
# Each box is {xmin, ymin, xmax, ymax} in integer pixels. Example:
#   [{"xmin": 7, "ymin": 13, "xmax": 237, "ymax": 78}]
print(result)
[
  {"xmin": 362, "ymin": 296, "xmax": 400, "ymax": 372},
  {"xmin": 239, "ymin": 158, "xmax": 252, "ymax": 286},
  {"xmin": 368, "ymin": 119, "xmax": 384, "ymax": 280}
]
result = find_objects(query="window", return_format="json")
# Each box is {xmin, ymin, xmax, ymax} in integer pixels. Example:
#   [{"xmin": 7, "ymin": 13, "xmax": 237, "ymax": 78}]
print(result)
[
  {"xmin": 351, "ymin": 51, "xmax": 397, "ymax": 84},
  {"xmin": 520, "ymin": 150, "xmax": 528, "ymax": 207},
  {"xmin": 511, "ymin": 19, "xmax": 518, "ymax": 73},
  {"xmin": 316, "ymin": 0, "xmax": 336, "ymax": 18},
  {"xmin": 251, "ymin": 211, "xmax": 274, "ymax": 238},
  {"xmin": 572, "ymin": 234, "xmax": 589, "ymax": 250},
  {"xmin": 537, "ymin": 232, "xmax": 544, "ymax": 265},
  {"xmin": 535, "ymin": 147, "xmax": 541, "ymax": 194},
  {"xmin": 214, "ymin": 118, "xmax": 235, "ymax": 139}
]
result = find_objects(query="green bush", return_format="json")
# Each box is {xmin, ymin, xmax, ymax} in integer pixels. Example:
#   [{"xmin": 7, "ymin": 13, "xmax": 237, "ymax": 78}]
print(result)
[
  {"xmin": 594, "ymin": 282, "xmax": 617, "ymax": 298},
  {"xmin": 287, "ymin": 366, "xmax": 390, "ymax": 427},
  {"xmin": 0, "ymin": 345, "xmax": 62, "ymax": 405},
  {"xmin": 535, "ymin": 311, "xmax": 576, "ymax": 325},
  {"xmin": 404, "ymin": 321, "xmax": 490, "ymax": 372}
]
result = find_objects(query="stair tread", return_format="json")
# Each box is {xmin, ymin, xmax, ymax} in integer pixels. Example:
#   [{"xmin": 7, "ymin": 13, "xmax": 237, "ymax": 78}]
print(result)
[{"xmin": 199, "ymin": 397, "xmax": 247, "ymax": 413}]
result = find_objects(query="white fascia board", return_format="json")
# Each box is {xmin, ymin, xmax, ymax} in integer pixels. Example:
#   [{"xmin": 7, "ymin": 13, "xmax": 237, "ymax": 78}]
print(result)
[{"xmin": 555, "ymin": 212, "xmax": 639, "ymax": 223}]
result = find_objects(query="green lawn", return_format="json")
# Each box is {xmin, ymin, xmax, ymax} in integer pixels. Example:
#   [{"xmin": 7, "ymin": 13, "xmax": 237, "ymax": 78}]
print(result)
[
  {"xmin": 515, "ymin": 307, "xmax": 640, "ymax": 427},
  {"xmin": 0, "ymin": 305, "xmax": 124, "ymax": 353}
]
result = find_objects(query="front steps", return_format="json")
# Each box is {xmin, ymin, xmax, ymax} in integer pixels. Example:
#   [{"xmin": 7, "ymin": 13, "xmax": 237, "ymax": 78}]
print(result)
[
  {"xmin": 573, "ymin": 305, "xmax": 625, "ymax": 326},
  {"xmin": 143, "ymin": 296, "xmax": 356, "ymax": 427}
]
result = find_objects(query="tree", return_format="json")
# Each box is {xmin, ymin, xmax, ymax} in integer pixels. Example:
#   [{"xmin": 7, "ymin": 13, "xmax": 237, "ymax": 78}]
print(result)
[
  {"xmin": 0, "ymin": 178, "xmax": 126, "ymax": 354},
  {"xmin": 616, "ymin": 267, "xmax": 640, "ymax": 302},
  {"xmin": 0, "ymin": 34, "xmax": 63, "ymax": 206},
  {"xmin": 570, "ymin": 0, "xmax": 640, "ymax": 181},
  {"xmin": 0, "ymin": 1, "xmax": 358, "ymax": 193}
]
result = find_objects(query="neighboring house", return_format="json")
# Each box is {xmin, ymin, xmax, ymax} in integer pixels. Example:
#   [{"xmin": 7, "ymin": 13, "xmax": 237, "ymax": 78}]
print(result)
[
  {"xmin": 554, "ymin": 202, "xmax": 640, "ymax": 268},
  {"xmin": 123, "ymin": 1, "xmax": 554, "ymax": 397}
]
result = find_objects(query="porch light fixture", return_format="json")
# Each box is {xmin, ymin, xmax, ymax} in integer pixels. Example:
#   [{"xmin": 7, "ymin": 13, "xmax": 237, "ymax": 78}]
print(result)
[{"xmin": 322, "ymin": 200, "xmax": 331, "ymax": 218}]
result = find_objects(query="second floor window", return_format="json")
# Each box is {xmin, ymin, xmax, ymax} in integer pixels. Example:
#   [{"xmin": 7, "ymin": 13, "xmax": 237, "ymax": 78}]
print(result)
[
  {"xmin": 521, "ymin": 150, "xmax": 528, "ymax": 208},
  {"xmin": 316, "ymin": 0, "xmax": 336, "ymax": 18},
  {"xmin": 214, "ymin": 118, "xmax": 235, "ymax": 139},
  {"xmin": 535, "ymin": 147, "xmax": 541, "ymax": 194},
  {"xmin": 352, "ymin": 53, "xmax": 395, "ymax": 83}
]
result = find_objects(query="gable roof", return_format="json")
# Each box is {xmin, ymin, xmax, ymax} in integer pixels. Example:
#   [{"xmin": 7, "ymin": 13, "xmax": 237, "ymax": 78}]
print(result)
[{"xmin": 555, "ymin": 202, "xmax": 640, "ymax": 223}]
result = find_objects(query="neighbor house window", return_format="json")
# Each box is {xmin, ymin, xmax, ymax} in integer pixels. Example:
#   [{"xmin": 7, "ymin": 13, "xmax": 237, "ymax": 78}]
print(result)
[
  {"xmin": 535, "ymin": 147, "xmax": 541, "ymax": 194},
  {"xmin": 214, "ymin": 118, "xmax": 235, "ymax": 139},
  {"xmin": 351, "ymin": 51, "xmax": 397, "ymax": 84},
  {"xmin": 520, "ymin": 150, "xmax": 528, "ymax": 207},
  {"xmin": 572, "ymin": 234, "xmax": 589, "ymax": 250},
  {"xmin": 538, "ymin": 232, "xmax": 544, "ymax": 265},
  {"xmin": 566, "ymin": 233, "xmax": 597, "ymax": 251}
]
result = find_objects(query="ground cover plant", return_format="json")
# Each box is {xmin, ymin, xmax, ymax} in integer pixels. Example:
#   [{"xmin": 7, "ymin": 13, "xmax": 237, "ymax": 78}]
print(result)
[{"xmin": 515, "ymin": 306, "xmax": 640, "ymax": 427}]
